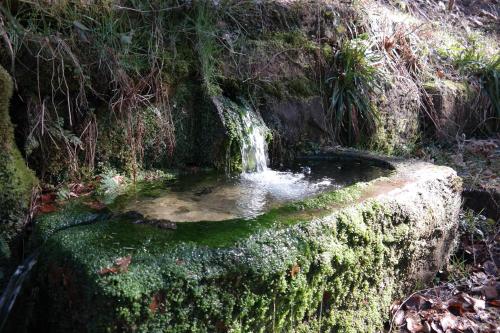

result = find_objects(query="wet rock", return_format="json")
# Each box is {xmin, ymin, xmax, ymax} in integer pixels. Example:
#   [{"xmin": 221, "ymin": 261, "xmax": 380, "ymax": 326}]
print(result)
[
  {"xmin": 194, "ymin": 186, "xmax": 214, "ymax": 196},
  {"xmin": 119, "ymin": 210, "xmax": 145, "ymax": 221},
  {"xmin": 262, "ymin": 96, "xmax": 328, "ymax": 147},
  {"xmin": 132, "ymin": 218, "xmax": 177, "ymax": 230}
]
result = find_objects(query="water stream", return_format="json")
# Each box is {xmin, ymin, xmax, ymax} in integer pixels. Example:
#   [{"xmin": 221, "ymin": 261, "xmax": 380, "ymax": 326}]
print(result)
[{"xmin": 0, "ymin": 252, "xmax": 38, "ymax": 331}]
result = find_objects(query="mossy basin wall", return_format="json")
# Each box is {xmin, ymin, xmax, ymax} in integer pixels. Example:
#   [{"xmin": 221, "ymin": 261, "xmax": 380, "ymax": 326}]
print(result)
[{"xmin": 17, "ymin": 152, "xmax": 461, "ymax": 333}]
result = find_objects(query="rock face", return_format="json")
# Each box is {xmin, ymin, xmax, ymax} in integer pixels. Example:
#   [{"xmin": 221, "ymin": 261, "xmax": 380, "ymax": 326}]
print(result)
[
  {"xmin": 0, "ymin": 65, "xmax": 37, "ymax": 285},
  {"xmin": 375, "ymin": 77, "xmax": 421, "ymax": 155},
  {"xmin": 423, "ymin": 80, "xmax": 472, "ymax": 141},
  {"xmin": 262, "ymin": 96, "xmax": 328, "ymax": 144},
  {"xmin": 15, "ymin": 151, "xmax": 461, "ymax": 333}
]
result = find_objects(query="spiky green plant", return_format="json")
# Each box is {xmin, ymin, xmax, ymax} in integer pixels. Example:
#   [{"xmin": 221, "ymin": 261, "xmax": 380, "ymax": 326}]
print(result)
[{"xmin": 326, "ymin": 40, "xmax": 383, "ymax": 145}]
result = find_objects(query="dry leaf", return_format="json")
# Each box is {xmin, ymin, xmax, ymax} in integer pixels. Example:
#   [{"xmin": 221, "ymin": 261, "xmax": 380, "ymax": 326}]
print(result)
[
  {"xmin": 98, "ymin": 255, "xmax": 132, "ymax": 276},
  {"xmin": 440, "ymin": 313, "xmax": 457, "ymax": 331},
  {"xmin": 405, "ymin": 294, "xmax": 428, "ymax": 311},
  {"xmin": 406, "ymin": 315, "xmax": 424, "ymax": 332},
  {"xmin": 290, "ymin": 264, "xmax": 300, "ymax": 278},
  {"xmin": 83, "ymin": 200, "xmax": 106, "ymax": 210},
  {"xmin": 394, "ymin": 309, "xmax": 405, "ymax": 326},
  {"xmin": 482, "ymin": 285, "xmax": 498, "ymax": 301},
  {"xmin": 39, "ymin": 203, "xmax": 57, "ymax": 213},
  {"xmin": 149, "ymin": 291, "xmax": 166, "ymax": 314},
  {"xmin": 487, "ymin": 299, "xmax": 500, "ymax": 307},
  {"xmin": 483, "ymin": 261, "xmax": 497, "ymax": 276},
  {"xmin": 430, "ymin": 321, "xmax": 443, "ymax": 333},
  {"xmin": 40, "ymin": 193, "xmax": 56, "ymax": 203}
]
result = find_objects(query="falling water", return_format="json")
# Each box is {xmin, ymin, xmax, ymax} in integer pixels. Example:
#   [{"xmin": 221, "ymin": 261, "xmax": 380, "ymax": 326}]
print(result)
[{"xmin": 239, "ymin": 109, "xmax": 269, "ymax": 173}]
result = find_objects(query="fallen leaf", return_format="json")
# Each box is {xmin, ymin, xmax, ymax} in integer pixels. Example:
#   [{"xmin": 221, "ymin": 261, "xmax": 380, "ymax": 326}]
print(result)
[
  {"xmin": 440, "ymin": 313, "xmax": 457, "ymax": 331},
  {"xmin": 487, "ymin": 299, "xmax": 500, "ymax": 307},
  {"xmin": 39, "ymin": 203, "xmax": 57, "ymax": 213},
  {"xmin": 461, "ymin": 293, "xmax": 485, "ymax": 312},
  {"xmin": 430, "ymin": 321, "xmax": 443, "ymax": 333},
  {"xmin": 393, "ymin": 309, "xmax": 405, "ymax": 326},
  {"xmin": 83, "ymin": 200, "xmax": 106, "ymax": 210},
  {"xmin": 40, "ymin": 193, "xmax": 56, "ymax": 203},
  {"xmin": 483, "ymin": 261, "xmax": 497, "ymax": 276},
  {"xmin": 384, "ymin": 37, "xmax": 395, "ymax": 50},
  {"xmin": 448, "ymin": 301, "xmax": 465, "ymax": 316},
  {"xmin": 422, "ymin": 320, "xmax": 431, "ymax": 333},
  {"xmin": 405, "ymin": 294, "xmax": 431, "ymax": 311},
  {"xmin": 406, "ymin": 314, "xmax": 424, "ymax": 332},
  {"xmin": 482, "ymin": 285, "xmax": 498, "ymax": 301},
  {"xmin": 98, "ymin": 255, "xmax": 132, "ymax": 276},
  {"xmin": 149, "ymin": 291, "xmax": 166, "ymax": 314}
]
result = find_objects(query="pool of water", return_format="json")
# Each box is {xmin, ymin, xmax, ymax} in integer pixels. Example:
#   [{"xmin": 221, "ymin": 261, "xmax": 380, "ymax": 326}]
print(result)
[{"xmin": 122, "ymin": 160, "xmax": 390, "ymax": 222}]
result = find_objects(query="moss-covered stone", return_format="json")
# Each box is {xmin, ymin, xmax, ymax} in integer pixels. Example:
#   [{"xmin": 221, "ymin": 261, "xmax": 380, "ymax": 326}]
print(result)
[
  {"xmin": 14, "ymin": 153, "xmax": 461, "ymax": 333},
  {"xmin": 0, "ymin": 65, "xmax": 37, "ymax": 284}
]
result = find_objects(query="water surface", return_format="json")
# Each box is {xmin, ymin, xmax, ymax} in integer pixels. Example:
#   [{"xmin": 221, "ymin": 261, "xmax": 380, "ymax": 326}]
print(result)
[{"xmin": 123, "ymin": 160, "xmax": 389, "ymax": 222}]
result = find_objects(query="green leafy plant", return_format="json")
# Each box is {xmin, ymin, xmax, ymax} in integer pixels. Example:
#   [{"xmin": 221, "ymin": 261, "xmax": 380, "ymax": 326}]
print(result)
[{"xmin": 326, "ymin": 40, "xmax": 384, "ymax": 145}]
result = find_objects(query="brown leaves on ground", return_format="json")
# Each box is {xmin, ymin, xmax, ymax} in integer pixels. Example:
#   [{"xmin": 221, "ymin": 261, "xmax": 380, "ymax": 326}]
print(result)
[
  {"xmin": 390, "ymin": 209, "xmax": 500, "ymax": 333},
  {"xmin": 38, "ymin": 203, "xmax": 58, "ymax": 213},
  {"xmin": 82, "ymin": 200, "xmax": 106, "ymax": 211},
  {"xmin": 37, "ymin": 191, "xmax": 58, "ymax": 213},
  {"xmin": 67, "ymin": 182, "xmax": 94, "ymax": 197},
  {"xmin": 422, "ymin": 139, "xmax": 499, "ymax": 192},
  {"xmin": 35, "ymin": 182, "xmax": 97, "ymax": 215},
  {"xmin": 98, "ymin": 255, "xmax": 132, "ymax": 276},
  {"xmin": 391, "ymin": 282, "xmax": 500, "ymax": 333}
]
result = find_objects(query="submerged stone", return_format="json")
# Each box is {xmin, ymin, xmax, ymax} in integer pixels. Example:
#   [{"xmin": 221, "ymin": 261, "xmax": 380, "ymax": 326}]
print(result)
[{"xmin": 14, "ymin": 151, "xmax": 461, "ymax": 332}]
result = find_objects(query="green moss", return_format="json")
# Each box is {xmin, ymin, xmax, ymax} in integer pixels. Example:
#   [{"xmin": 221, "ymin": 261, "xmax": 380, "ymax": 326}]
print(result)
[
  {"xmin": 0, "ymin": 77, "xmax": 38, "ymax": 285},
  {"xmin": 423, "ymin": 79, "xmax": 468, "ymax": 94},
  {"xmin": 285, "ymin": 78, "xmax": 319, "ymax": 98},
  {"xmin": 0, "ymin": 65, "xmax": 37, "ymax": 285},
  {"xmin": 25, "ymin": 193, "xmax": 419, "ymax": 332},
  {"xmin": 19, "ymin": 172, "xmax": 436, "ymax": 333}
]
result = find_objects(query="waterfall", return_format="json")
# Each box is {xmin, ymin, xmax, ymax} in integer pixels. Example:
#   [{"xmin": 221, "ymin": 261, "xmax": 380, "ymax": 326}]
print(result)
[
  {"xmin": 239, "ymin": 109, "xmax": 269, "ymax": 173},
  {"xmin": 217, "ymin": 97, "xmax": 269, "ymax": 173}
]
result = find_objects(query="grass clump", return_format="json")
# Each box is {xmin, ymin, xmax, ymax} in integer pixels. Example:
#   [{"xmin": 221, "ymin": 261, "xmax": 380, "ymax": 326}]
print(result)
[
  {"xmin": 193, "ymin": 2, "xmax": 222, "ymax": 97},
  {"xmin": 455, "ymin": 49, "xmax": 500, "ymax": 121},
  {"xmin": 326, "ymin": 39, "xmax": 384, "ymax": 145},
  {"xmin": 438, "ymin": 37, "xmax": 499, "ymax": 134}
]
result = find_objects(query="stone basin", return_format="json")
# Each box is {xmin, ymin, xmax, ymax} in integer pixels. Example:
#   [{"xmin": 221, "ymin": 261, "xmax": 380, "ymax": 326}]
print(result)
[{"xmin": 18, "ymin": 150, "xmax": 461, "ymax": 333}]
